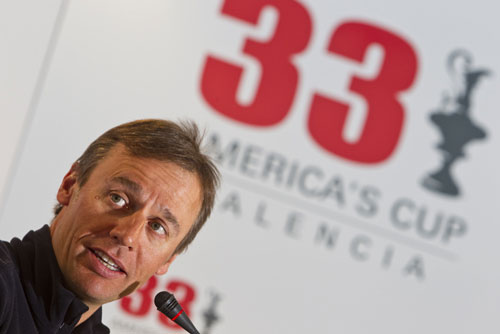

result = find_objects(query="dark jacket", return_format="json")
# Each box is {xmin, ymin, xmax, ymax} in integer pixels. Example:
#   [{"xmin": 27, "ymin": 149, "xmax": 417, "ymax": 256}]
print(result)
[{"xmin": 0, "ymin": 225, "xmax": 109, "ymax": 333}]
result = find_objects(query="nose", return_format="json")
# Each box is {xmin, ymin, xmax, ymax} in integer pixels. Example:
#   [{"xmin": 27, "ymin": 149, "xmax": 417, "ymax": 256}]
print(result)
[{"xmin": 109, "ymin": 211, "xmax": 144, "ymax": 250}]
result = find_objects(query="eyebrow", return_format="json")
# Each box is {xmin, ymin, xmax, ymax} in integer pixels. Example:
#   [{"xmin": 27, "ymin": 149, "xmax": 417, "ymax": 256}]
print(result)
[
  {"xmin": 161, "ymin": 208, "xmax": 180, "ymax": 235},
  {"xmin": 110, "ymin": 176, "xmax": 180, "ymax": 234},
  {"xmin": 111, "ymin": 176, "xmax": 142, "ymax": 194}
]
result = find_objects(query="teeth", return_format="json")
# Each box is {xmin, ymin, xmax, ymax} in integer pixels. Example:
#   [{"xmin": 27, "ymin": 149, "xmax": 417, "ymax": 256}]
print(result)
[{"xmin": 94, "ymin": 250, "xmax": 121, "ymax": 272}]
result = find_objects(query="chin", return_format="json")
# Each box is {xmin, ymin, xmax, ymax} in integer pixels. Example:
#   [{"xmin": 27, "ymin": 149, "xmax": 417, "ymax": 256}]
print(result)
[{"xmin": 68, "ymin": 273, "xmax": 122, "ymax": 305}]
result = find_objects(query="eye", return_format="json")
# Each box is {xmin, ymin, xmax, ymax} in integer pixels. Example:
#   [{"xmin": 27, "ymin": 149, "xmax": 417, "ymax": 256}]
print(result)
[
  {"xmin": 110, "ymin": 193, "xmax": 127, "ymax": 208},
  {"xmin": 149, "ymin": 221, "xmax": 167, "ymax": 236}
]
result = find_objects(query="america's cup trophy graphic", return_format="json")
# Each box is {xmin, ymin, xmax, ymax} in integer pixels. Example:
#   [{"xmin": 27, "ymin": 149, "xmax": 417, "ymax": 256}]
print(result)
[
  {"xmin": 422, "ymin": 49, "xmax": 490, "ymax": 196},
  {"xmin": 200, "ymin": 291, "xmax": 222, "ymax": 334}
]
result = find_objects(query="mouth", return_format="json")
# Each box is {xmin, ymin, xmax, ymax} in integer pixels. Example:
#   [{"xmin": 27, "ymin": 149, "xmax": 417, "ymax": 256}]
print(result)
[{"xmin": 89, "ymin": 248, "xmax": 126, "ymax": 274}]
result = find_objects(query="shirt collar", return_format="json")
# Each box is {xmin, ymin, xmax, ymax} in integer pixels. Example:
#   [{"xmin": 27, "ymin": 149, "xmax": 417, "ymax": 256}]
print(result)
[{"xmin": 10, "ymin": 225, "xmax": 108, "ymax": 332}]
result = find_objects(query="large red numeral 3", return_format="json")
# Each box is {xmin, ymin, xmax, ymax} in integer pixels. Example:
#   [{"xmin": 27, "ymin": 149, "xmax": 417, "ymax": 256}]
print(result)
[
  {"xmin": 201, "ymin": 0, "xmax": 312, "ymax": 126},
  {"xmin": 308, "ymin": 22, "xmax": 418, "ymax": 163}
]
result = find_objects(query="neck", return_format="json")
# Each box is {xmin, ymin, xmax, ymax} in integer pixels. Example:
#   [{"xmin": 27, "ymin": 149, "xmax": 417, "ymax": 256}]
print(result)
[{"xmin": 76, "ymin": 303, "xmax": 100, "ymax": 326}]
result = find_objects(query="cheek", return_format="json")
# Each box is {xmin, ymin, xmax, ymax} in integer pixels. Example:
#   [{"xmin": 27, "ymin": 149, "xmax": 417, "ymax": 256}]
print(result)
[
  {"xmin": 74, "ymin": 198, "xmax": 113, "ymax": 230},
  {"xmin": 137, "ymin": 247, "xmax": 173, "ymax": 275}
]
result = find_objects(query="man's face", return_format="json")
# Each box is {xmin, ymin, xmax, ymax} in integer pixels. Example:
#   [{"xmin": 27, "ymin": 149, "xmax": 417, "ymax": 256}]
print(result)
[{"xmin": 50, "ymin": 144, "xmax": 201, "ymax": 307}]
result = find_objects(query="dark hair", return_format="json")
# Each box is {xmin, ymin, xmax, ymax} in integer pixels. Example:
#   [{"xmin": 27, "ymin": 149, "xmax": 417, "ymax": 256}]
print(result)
[{"xmin": 54, "ymin": 119, "xmax": 220, "ymax": 254}]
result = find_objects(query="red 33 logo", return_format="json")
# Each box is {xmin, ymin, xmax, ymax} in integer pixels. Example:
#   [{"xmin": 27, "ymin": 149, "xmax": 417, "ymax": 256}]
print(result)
[
  {"xmin": 201, "ymin": 0, "xmax": 418, "ymax": 164},
  {"xmin": 120, "ymin": 276, "xmax": 196, "ymax": 330}
]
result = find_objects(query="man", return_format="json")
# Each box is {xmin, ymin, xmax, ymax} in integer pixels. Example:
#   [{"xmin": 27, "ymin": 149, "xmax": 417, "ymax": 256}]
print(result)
[{"xmin": 0, "ymin": 119, "xmax": 220, "ymax": 333}]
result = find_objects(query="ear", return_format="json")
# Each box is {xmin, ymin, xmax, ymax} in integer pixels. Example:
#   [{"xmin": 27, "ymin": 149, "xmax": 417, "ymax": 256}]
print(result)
[
  {"xmin": 155, "ymin": 254, "xmax": 178, "ymax": 275},
  {"xmin": 56, "ymin": 163, "xmax": 79, "ymax": 206}
]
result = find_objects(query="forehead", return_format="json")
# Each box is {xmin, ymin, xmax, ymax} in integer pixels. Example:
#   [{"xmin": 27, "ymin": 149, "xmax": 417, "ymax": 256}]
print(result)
[{"xmin": 89, "ymin": 144, "xmax": 192, "ymax": 180}]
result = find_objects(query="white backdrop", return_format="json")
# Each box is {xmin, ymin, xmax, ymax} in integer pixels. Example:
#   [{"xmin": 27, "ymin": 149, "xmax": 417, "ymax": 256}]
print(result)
[{"xmin": 2, "ymin": 0, "xmax": 499, "ymax": 333}]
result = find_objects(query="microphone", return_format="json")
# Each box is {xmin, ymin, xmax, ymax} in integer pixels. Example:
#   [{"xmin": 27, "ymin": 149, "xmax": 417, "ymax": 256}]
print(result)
[{"xmin": 154, "ymin": 291, "xmax": 200, "ymax": 334}]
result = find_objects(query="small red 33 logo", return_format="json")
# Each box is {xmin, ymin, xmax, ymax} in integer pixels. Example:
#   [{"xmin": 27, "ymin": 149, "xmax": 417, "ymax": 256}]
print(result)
[{"xmin": 120, "ymin": 276, "xmax": 196, "ymax": 330}]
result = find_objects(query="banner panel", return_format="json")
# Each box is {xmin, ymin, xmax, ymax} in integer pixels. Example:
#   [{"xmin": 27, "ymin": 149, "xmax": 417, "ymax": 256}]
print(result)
[{"xmin": 2, "ymin": 0, "xmax": 499, "ymax": 333}]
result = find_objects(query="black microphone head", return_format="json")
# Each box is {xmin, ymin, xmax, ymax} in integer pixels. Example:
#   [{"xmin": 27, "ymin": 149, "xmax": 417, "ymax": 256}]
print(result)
[
  {"xmin": 154, "ymin": 291, "xmax": 173, "ymax": 309},
  {"xmin": 154, "ymin": 291, "xmax": 200, "ymax": 334},
  {"xmin": 155, "ymin": 291, "xmax": 180, "ymax": 318}
]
